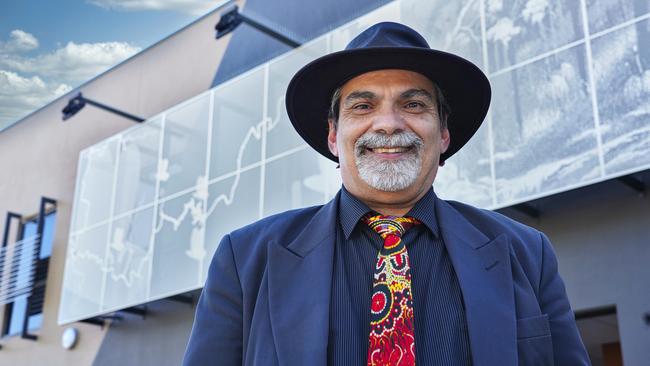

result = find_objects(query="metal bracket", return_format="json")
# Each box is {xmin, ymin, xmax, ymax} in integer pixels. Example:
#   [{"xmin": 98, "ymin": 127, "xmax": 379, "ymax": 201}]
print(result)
[
  {"xmin": 120, "ymin": 305, "xmax": 148, "ymax": 319},
  {"xmin": 617, "ymin": 175, "xmax": 646, "ymax": 196},
  {"xmin": 167, "ymin": 294, "xmax": 195, "ymax": 306},
  {"xmin": 80, "ymin": 314, "xmax": 123, "ymax": 329},
  {"xmin": 62, "ymin": 93, "xmax": 145, "ymax": 123},
  {"xmin": 215, "ymin": 5, "xmax": 301, "ymax": 48},
  {"xmin": 79, "ymin": 306, "xmax": 147, "ymax": 328},
  {"xmin": 511, "ymin": 203, "xmax": 541, "ymax": 219}
]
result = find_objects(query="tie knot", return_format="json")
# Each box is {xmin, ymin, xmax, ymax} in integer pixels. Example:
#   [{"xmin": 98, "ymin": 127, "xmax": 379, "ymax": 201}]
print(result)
[{"xmin": 362, "ymin": 213, "xmax": 420, "ymax": 239}]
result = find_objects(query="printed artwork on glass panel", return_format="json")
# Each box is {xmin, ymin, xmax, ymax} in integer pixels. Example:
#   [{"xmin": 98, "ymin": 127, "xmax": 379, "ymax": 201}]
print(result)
[
  {"xmin": 401, "ymin": 0, "xmax": 484, "ymax": 69},
  {"xmin": 592, "ymin": 18, "xmax": 650, "ymax": 174},
  {"xmin": 59, "ymin": 225, "xmax": 108, "ymax": 322},
  {"xmin": 491, "ymin": 44, "xmax": 601, "ymax": 203},
  {"xmin": 150, "ymin": 190, "xmax": 207, "ymax": 298},
  {"xmin": 263, "ymin": 148, "xmax": 330, "ymax": 217},
  {"xmin": 158, "ymin": 94, "xmax": 210, "ymax": 199},
  {"xmin": 203, "ymin": 167, "xmax": 261, "ymax": 279},
  {"xmin": 587, "ymin": 0, "xmax": 650, "ymax": 34},
  {"xmin": 113, "ymin": 118, "xmax": 162, "ymax": 216},
  {"xmin": 70, "ymin": 138, "xmax": 119, "ymax": 233},
  {"xmin": 435, "ymin": 122, "xmax": 493, "ymax": 207},
  {"xmin": 102, "ymin": 207, "xmax": 154, "ymax": 310},
  {"xmin": 210, "ymin": 68, "xmax": 265, "ymax": 178},
  {"xmin": 267, "ymin": 37, "xmax": 329, "ymax": 157},
  {"xmin": 60, "ymin": 0, "xmax": 650, "ymax": 324},
  {"xmin": 485, "ymin": 0, "xmax": 584, "ymax": 72}
]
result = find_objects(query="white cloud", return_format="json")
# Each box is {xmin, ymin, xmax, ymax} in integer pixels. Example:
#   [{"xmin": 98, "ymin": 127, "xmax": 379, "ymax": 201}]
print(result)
[
  {"xmin": 88, "ymin": 0, "xmax": 223, "ymax": 15},
  {"xmin": 0, "ymin": 70, "xmax": 72, "ymax": 126},
  {"xmin": 0, "ymin": 41, "xmax": 141, "ymax": 85},
  {"xmin": 0, "ymin": 29, "xmax": 39, "ymax": 53},
  {"xmin": 0, "ymin": 29, "xmax": 141, "ymax": 127}
]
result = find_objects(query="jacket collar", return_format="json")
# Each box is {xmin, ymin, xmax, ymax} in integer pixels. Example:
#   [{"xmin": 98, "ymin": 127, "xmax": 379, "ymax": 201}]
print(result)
[
  {"xmin": 267, "ymin": 192, "xmax": 339, "ymax": 366},
  {"xmin": 435, "ymin": 198, "xmax": 516, "ymax": 366},
  {"xmin": 338, "ymin": 186, "xmax": 440, "ymax": 239}
]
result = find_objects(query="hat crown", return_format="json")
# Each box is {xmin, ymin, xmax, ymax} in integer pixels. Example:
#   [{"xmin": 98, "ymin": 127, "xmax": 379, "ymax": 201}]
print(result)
[
  {"xmin": 345, "ymin": 22, "xmax": 430, "ymax": 50},
  {"xmin": 285, "ymin": 22, "xmax": 490, "ymax": 165}
]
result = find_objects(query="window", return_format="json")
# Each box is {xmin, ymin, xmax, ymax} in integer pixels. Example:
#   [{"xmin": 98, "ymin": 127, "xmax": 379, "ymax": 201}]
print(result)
[{"xmin": 1, "ymin": 201, "xmax": 56, "ymax": 339}]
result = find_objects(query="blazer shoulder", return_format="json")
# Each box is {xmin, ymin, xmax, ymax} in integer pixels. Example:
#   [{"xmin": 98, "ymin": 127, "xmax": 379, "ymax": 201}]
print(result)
[
  {"xmin": 444, "ymin": 199, "xmax": 542, "ymax": 243},
  {"xmin": 443, "ymin": 199, "xmax": 551, "ymax": 294},
  {"xmin": 443, "ymin": 199, "xmax": 548, "ymax": 270}
]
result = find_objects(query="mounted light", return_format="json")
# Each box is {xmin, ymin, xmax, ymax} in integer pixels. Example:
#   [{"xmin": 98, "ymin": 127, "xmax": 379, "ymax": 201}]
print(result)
[
  {"xmin": 61, "ymin": 92, "xmax": 144, "ymax": 123},
  {"xmin": 215, "ymin": 5, "xmax": 301, "ymax": 48}
]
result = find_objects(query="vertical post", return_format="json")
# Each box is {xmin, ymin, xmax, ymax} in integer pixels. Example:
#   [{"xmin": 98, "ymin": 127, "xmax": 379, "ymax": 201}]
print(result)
[
  {"xmin": 21, "ymin": 197, "xmax": 56, "ymax": 340},
  {"xmin": 2, "ymin": 212, "xmax": 21, "ymax": 248},
  {"xmin": 1, "ymin": 212, "xmax": 22, "ymax": 336}
]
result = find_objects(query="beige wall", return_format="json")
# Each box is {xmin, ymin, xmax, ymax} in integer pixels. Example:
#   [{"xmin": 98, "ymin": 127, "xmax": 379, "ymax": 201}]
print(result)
[{"xmin": 0, "ymin": 4, "xmax": 239, "ymax": 364}]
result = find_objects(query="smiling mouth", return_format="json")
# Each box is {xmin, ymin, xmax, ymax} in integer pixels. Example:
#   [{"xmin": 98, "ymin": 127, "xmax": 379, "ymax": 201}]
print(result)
[{"xmin": 367, "ymin": 146, "xmax": 413, "ymax": 154}]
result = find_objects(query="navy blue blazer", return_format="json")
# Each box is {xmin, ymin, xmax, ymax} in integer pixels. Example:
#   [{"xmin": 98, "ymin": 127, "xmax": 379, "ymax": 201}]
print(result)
[{"xmin": 183, "ymin": 191, "xmax": 590, "ymax": 365}]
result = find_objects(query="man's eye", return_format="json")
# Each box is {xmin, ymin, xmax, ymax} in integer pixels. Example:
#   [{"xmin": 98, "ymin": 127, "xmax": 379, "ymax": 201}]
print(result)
[
  {"xmin": 405, "ymin": 101, "xmax": 424, "ymax": 109},
  {"xmin": 353, "ymin": 103, "xmax": 371, "ymax": 110}
]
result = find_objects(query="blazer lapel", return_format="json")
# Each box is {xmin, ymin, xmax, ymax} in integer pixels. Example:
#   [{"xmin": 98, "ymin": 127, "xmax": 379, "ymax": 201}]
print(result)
[
  {"xmin": 435, "ymin": 198, "xmax": 517, "ymax": 366},
  {"xmin": 267, "ymin": 194, "xmax": 339, "ymax": 366}
]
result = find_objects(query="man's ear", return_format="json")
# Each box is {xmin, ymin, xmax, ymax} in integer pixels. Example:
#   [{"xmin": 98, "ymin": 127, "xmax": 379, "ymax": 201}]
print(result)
[
  {"xmin": 440, "ymin": 128, "xmax": 450, "ymax": 154},
  {"xmin": 327, "ymin": 120, "xmax": 339, "ymax": 157}
]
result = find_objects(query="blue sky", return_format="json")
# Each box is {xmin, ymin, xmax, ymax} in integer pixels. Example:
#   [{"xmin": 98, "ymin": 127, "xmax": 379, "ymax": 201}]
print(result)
[{"xmin": 0, "ymin": 0, "xmax": 226, "ymax": 128}]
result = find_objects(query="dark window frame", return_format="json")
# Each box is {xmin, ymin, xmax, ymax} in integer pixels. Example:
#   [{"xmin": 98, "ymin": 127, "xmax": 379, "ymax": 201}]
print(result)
[
  {"xmin": 1, "ymin": 213, "xmax": 23, "ymax": 337},
  {"xmin": 1, "ymin": 197, "xmax": 56, "ymax": 340}
]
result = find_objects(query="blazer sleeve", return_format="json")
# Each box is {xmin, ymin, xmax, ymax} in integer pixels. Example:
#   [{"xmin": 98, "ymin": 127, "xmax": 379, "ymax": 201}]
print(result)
[
  {"xmin": 538, "ymin": 232, "xmax": 591, "ymax": 365},
  {"xmin": 183, "ymin": 234, "xmax": 243, "ymax": 366}
]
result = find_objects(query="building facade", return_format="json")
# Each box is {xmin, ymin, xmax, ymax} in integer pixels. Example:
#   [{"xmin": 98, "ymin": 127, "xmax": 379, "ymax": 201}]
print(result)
[{"xmin": 1, "ymin": 1, "xmax": 649, "ymax": 365}]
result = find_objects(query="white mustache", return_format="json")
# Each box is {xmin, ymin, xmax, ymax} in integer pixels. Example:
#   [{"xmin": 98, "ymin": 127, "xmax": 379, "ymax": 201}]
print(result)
[
  {"xmin": 355, "ymin": 131, "xmax": 423, "ymax": 155},
  {"xmin": 354, "ymin": 131, "xmax": 423, "ymax": 192}
]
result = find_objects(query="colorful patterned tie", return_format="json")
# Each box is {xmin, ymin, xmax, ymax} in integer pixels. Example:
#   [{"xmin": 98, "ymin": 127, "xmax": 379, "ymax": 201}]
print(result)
[{"xmin": 362, "ymin": 214, "xmax": 421, "ymax": 366}]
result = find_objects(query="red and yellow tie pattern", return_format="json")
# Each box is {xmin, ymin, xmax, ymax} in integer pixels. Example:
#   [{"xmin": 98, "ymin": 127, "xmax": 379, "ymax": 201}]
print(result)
[{"xmin": 362, "ymin": 214, "xmax": 421, "ymax": 366}]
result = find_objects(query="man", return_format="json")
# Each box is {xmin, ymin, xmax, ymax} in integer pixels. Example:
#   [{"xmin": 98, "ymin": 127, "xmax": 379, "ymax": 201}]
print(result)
[{"xmin": 183, "ymin": 22, "xmax": 590, "ymax": 365}]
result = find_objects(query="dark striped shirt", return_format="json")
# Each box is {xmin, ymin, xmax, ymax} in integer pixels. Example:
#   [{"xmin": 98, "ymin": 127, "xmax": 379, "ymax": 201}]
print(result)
[{"xmin": 328, "ymin": 186, "xmax": 472, "ymax": 365}]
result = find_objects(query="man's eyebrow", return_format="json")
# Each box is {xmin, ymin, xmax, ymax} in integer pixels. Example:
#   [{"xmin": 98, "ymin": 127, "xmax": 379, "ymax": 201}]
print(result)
[
  {"xmin": 400, "ymin": 88, "xmax": 434, "ymax": 101},
  {"xmin": 343, "ymin": 91, "xmax": 376, "ymax": 105}
]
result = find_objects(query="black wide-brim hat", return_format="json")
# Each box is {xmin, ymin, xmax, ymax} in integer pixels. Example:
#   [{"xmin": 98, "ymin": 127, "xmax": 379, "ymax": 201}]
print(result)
[{"xmin": 285, "ymin": 22, "xmax": 491, "ymax": 164}]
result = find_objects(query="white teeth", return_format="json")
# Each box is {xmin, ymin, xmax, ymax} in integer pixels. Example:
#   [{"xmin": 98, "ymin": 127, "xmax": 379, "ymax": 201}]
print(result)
[{"xmin": 372, "ymin": 147, "xmax": 407, "ymax": 153}]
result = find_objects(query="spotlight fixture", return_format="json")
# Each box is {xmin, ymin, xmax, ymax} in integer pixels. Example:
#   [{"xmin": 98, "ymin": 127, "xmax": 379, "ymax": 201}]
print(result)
[
  {"xmin": 62, "ymin": 92, "xmax": 145, "ymax": 123},
  {"xmin": 215, "ymin": 5, "xmax": 301, "ymax": 48}
]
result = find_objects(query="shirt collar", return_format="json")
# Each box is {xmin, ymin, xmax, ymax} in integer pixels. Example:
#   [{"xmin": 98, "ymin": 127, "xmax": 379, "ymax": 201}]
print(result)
[{"xmin": 338, "ymin": 185, "xmax": 440, "ymax": 240}]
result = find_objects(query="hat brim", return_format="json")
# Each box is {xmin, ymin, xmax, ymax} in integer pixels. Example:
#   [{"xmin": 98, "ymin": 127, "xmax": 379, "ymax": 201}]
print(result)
[{"xmin": 285, "ymin": 47, "xmax": 491, "ymax": 163}]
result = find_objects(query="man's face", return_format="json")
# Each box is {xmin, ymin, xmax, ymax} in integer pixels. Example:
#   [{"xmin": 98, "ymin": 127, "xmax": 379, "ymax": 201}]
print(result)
[{"xmin": 327, "ymin": 69, "xmax": 450, "ymax": 211}]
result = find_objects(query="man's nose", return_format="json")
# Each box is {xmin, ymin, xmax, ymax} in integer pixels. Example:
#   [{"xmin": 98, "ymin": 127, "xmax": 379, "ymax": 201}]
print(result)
[{"xmin": 371, "ymin": 106, "xmax": 405, "ymax": 135}]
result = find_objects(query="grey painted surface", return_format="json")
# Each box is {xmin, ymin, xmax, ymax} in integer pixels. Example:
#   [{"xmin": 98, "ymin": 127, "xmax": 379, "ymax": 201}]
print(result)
[
  {"xmin": 92, "ymin": 298, "xmax": 195, "ymax": 366},
  {"xmin": 504, "ymin": 172, "xmax": 650, "ymax": 366}
]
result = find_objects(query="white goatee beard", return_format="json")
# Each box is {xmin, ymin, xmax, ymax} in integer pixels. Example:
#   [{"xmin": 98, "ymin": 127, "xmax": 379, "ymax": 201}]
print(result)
[{"xmin": 354, "ymin": 131, "xmax": 423, "ymax": 192}]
